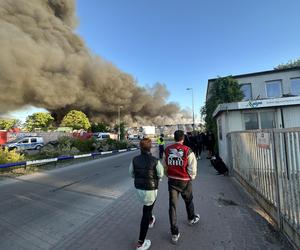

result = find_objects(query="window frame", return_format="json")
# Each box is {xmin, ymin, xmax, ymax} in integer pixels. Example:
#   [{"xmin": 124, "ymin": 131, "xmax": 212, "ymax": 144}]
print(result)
[
  {"xmin": 243, "ymin": 110, "xmax": 277, "ymax": 130},
  {"xmin": 21, "ymin": 139, "xmax": 29, "ymax": 144},
  {"xmin": 265, "ymin": 80, "xmax": 282, "ymax": 98},
  {"xmin": 259, "ymin": 111, "xmax": 276, "ymax": 129},
  {"xmin": 243, "ymin": 112, "xmax": 259, "ymax": 130},
  {"xmin": 240, "ymin": 83, "xmax": 252, "ymax": 100},
  {"xmin": 290, "ymin": 77, "xmax": 300, "ymax": 96}
]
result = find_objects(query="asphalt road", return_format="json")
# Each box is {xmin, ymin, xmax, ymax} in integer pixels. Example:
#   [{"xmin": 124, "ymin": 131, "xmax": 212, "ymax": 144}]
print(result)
[{"xmin": 0, "ymin": 150, "xmax": 143, "ymax": 250}]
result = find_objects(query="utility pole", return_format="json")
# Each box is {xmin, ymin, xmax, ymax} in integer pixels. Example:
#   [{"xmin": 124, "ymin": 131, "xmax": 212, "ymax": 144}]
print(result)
[
  {"xmin": 118, "ymin": 106, "xmax": 123, "ymax": 140},
  {"xmin": 186, "ymin": 88, "xmax": 195, "ymax": 131}
]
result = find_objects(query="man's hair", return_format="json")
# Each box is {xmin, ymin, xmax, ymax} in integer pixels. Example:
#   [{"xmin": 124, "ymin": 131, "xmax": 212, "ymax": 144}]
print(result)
[
  {"xmin": 140, "ymin": 138, "xmax": 152, "ymax": 152},
  {"xmin": 174, "ymin": 130, "xmax": 184, "ymax": 142}
]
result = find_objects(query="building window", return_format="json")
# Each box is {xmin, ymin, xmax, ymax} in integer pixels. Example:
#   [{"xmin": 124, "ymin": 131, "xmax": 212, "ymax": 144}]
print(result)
[
  {"xmin": 291, "ymin": 78, "xmax": 300, "ymax": 96},
  {"xmin": 266, "ymin": 80, "xmax": 282, "ymax": 98},
  {"xmin": 244, "ymin": 113, "xmax": 259, "ymax": 130},
  {"xmin": 217, "ymin": 118, "xmax": 222, "ymax": 140},
  {"xmin": 240, "ymin": 83, "xmax": 252, "ymax": 100},
  {"xmin": 260, "ymin": 111, "xmax": 275, "ymax": 129}
]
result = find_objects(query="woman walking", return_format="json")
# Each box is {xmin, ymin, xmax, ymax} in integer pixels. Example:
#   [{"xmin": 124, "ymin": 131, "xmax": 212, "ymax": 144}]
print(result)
[{"xmin": 129, "ymin": 138, "xmax": 164, "ymax": 250}]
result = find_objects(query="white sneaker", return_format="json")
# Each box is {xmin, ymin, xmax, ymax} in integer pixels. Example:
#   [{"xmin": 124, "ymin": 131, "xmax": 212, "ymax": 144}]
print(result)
[
  {"xmin": 171, "ymin": 233, "xmax": 180, "ymax": 244},
  {"xmin": 188, "ymin": 214, "xmax": 200, "ymax": 225},
  {"xmin": 136, "ymin": 239, "xmax": 151, "ymax": 250},
  {"xmin": 149, "ymin": 215, "xmax": 156, "ymax": 228}
]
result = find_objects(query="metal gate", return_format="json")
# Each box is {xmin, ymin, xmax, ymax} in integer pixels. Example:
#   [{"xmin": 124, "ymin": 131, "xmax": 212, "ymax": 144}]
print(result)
[{"xmin": 229, "ymin": 128, "xmax": 300, "ymax": 248}]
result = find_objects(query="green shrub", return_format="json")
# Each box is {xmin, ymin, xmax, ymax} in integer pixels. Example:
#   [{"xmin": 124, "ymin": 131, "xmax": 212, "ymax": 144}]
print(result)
[
  {"xmin": 94, "ymin": 139, "xmax": 135, "ymax": 151},
  {"xmin": 72, "ymin": 138, "xmax": 96, "ymax": 153},
  {"xmin": 36, "ymin": 136, "xmax": 80, "ymax": 158},
  {"xmin": 0, "ymin": 148, "xmax": 25, "ymax": 164},
  {"xmin": 26, "ymin": 137, "xmax": 136, "ymax": 161},
  {"xmin": 57, "ymin": 136, "xmax": 74, "ymax": 148}
]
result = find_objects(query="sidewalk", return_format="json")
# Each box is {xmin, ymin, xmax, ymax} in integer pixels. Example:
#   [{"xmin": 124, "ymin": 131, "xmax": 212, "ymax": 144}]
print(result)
[{"xmin": 53, "ymin": 153, "xmax": 293, "ymax": 250}]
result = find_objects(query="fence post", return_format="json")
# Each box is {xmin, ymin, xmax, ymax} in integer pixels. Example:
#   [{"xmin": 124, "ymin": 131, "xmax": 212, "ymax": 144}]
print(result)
[
  {"xmin": 227, "ymin": 133, "xmax": 233, "ymax": 174},
  {"xmin": 272, "ymin": 130, "xmax": 283, "ymax": 231}
]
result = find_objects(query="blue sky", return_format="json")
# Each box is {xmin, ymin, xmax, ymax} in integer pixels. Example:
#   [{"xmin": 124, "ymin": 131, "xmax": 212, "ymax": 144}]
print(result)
[
  {"xmin": 8, "ymin": 0, "xmax": 300, "ymax": 121},
  {"xmin": 75, "ymin": 0, "xmax": 300, "ymax": 118}
]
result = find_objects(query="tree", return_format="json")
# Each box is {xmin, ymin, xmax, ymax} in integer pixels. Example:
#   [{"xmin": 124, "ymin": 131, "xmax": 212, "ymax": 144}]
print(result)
[
  {"xmin": 91, "ymin": 122, "xmax": 109, "ymax": 133},
  {"xmin": 114, "ymin": 122, "xmax": 126, "ymax": 140},
  {"xmin": 0, "ymin": 119, "xmax": 20, "ymax": 130},
  {"xmin": 60, "ymin": 110, "xmax": 91, "ymax": 130},
  {"xmin": 25, "ymin": 112, "xmax": 54, "ymax": 131},
  {"xmin": 201, "ymin": 77, "xmax": 244, "ymax": 142},
  {"xmin": 275, "ymin": 58, "xmax": 300, "ymax": 69}
]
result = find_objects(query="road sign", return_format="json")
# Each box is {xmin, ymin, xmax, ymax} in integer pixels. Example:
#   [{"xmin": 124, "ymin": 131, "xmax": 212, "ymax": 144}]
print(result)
[{"xmin": 257, "ymin": 132, "xmax": 270, "ymax": 149}]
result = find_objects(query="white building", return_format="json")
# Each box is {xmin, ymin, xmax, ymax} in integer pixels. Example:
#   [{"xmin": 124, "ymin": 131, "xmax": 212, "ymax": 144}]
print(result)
[{"xmin": 207, "ymin": 66, "xmax": 300, "ymax": 164}]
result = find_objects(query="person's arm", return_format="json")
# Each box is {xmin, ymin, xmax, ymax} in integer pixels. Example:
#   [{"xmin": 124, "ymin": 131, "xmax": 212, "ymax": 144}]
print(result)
[
  {"xmin": 156, "ymin": 160, "xmax": 164, "ymax": 180},
  {"xmin": 129, "ymin": 162, "xmax": 135, "ymax": 178},
  {"xmin": 162, "ymin": 154, "xmax": 168, "ymax": 176},
  {"xmin": 187, "ymin": 151, "xmax": 197, "ymax": 180}
]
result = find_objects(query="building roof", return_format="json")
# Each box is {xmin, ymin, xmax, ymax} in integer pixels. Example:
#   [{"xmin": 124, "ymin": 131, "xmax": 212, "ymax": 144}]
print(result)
[
  {"xmin": 206, "ymin": 66, "xmax": 300, "ymax": 101},
  {"xmin": 213, "ymin": 96, "xmax": 300, "ymax": 118},
  {"xmin": 208, "ymin": 66, "xmax": 300, "ymax": 82}
]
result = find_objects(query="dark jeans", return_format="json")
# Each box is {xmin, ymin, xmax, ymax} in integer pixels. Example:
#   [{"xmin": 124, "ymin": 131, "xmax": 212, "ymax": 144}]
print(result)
[
  {"xmin": 159, "ymin": 145, "xmax": 164, "ymax": 159},
  {"xmin": 168, "ymin": 179, "xmax": 195, "ymax": 235},
  {"xmin": 196, "ymin": 143, "xmax": 203, "ymax": 157},
  {"xmin": 138, "ymin": 201, "xmax": 155, "ymax": 243}
]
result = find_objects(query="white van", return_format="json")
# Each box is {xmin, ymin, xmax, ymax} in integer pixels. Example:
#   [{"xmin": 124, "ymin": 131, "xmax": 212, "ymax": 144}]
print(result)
[
  {"xmin": 4, "ymin": 136, "xmax": 44, "ymax": 151},
  {"xmin": 93, "ymin": 132, "xmax": 110, "ymax": 141},
  {"xmin": 128, "ymin": 134, "xmax": 139, "ymax": 140}
]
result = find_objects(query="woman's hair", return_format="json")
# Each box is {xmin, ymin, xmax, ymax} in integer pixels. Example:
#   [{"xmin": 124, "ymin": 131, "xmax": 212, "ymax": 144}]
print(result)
[{"xmin": 140, "ymin": 138, "xmax": 152, "ymax": 152}]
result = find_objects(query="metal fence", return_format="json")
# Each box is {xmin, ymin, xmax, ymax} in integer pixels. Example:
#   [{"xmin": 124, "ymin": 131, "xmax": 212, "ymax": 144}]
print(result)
[{"xmin": 229, "ymin": 128, "xmax": 300, "ymax": 248}]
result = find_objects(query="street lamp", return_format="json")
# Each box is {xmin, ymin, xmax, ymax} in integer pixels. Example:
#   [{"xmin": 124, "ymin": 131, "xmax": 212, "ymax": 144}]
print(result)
[
  {"xmin": 186, "ymin": 88, "xmax": 195, "ymax": 131},
  {"xmin": 118, "ymin": 106, "xmax": 123, "ymax": 140}
]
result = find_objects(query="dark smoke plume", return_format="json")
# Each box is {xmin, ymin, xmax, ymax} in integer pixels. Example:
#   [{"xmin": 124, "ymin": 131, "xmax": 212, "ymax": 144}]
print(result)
[{"xmin": 0, "ymin": 0, "xmax": 190, "ymax": 125}]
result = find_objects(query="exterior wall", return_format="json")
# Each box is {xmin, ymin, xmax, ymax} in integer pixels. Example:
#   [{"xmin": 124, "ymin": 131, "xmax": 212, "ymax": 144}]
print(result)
[
  {"xmin": 6, "ymin": 131, "xmax": 71, "ymax": 144},
  {"xmin": 236, "ymin": 70, "xmax": 300, "ymax": 100},
  {"xmin": 217, "ymin": 111, "xmax": 243, "ymax": 164},
  {"xmin": 210, "ymin": 68, "xmax": 300, "ymax": 166},
  {"xmin": 217, "ymin": 113, "xmax": 227, "ymax": 163},
  {"xmin": 227, "ymin": 111, "xmax": 243, "ymax": 132},
  {"xmin": 217, "ymin": 106, "xmax": 300, "ymax": 165},
  {"xmin": 0, "ymin": 131, "xmax": 7, "ymax": 144}
]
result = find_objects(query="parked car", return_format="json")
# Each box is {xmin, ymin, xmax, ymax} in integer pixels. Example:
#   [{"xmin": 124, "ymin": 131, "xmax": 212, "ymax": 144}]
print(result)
[
  {"xmin": 128, "ymin": 134, "xmax": 139, "ymax": 140},
  {"xmin": 92, "ymin": 132, "xmax": 110, "ymax": 141},
  {"xmin": 4, "ymin": 136, "xmax": 44, "ymax": 151}
]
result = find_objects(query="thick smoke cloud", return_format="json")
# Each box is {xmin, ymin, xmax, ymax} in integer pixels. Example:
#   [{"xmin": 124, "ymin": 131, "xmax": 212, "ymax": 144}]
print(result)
[{"xmin": 0, "ymin": 0, "xmax": 190, "ymax": 125}]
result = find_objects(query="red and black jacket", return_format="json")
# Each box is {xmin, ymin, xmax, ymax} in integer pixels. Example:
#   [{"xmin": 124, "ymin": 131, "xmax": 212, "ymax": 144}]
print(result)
[{"xmin": 165, "ymin": 143, "xmax": 191, "ymax": 181}]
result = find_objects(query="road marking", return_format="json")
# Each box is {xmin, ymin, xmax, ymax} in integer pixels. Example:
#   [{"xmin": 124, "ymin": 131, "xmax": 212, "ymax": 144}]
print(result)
[
  {"xmin": 101, "ymin": 151, "xmax": 113, "ymax": 155},
  {"xmin": 26, "ymin": 158, "xmax": 58, "ymax": 165},
  {"xmin": 74, "ymin": 154, "xmax": 92, "ymax": 159}
]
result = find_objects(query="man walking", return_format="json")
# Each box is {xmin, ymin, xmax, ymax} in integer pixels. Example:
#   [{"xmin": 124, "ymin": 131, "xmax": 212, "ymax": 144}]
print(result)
[
  {"xmin": 206, "ymin": 130, "xmax": 215, "ymax": 159},
  {"xmin": 163, "ymin": 130, "xmax": 200, "ymax": 244},
  {"xmin": 157, "ymin": 134, "xmax": 165, "ymax": 159}
]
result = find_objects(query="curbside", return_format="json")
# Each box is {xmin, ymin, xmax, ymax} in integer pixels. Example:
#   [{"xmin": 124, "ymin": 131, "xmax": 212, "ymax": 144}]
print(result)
[{"xmin": 0, "ymin": 147, "xmax": 139, "ymax": 169}]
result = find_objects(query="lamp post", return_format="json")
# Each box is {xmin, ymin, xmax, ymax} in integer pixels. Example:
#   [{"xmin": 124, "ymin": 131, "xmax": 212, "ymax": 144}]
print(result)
[
  {"xmin": 186, "ymin": 88, "xmax": 195, "ymax": 131},
  {"xmin": 118, "ymin": 106, "xmax": 123, "ymax": 140}
]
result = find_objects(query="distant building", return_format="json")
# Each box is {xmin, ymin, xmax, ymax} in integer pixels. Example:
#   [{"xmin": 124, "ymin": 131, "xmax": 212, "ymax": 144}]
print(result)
[{"xmin": 206, "ymin": 67, "xmax": 300, "ymax": 164}]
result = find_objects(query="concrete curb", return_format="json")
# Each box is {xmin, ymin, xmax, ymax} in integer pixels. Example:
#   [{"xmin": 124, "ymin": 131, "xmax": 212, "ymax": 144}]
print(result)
[{"xmin": 0, "ymin": 147, "xmax": 139, "ymax": 169}]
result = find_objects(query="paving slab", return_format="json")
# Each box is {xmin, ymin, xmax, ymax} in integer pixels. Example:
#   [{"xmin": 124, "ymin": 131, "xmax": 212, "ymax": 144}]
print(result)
[{"xmin": 52, "ymin": 154, "xmax": 293, "ymax": 250}]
